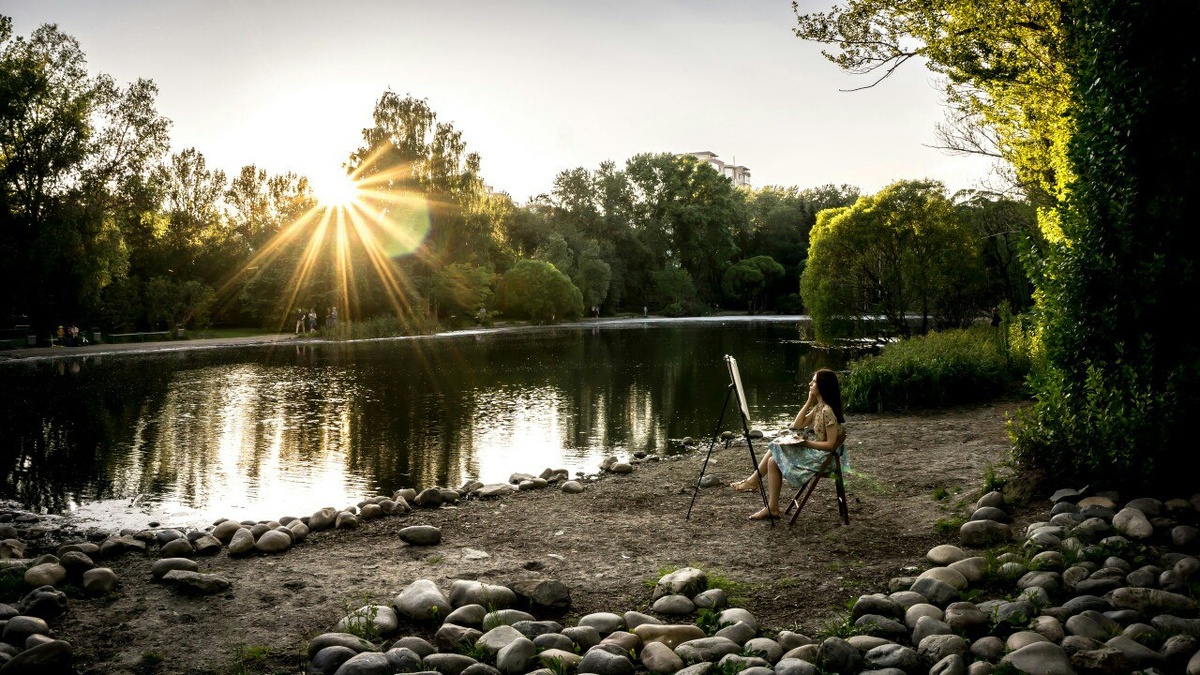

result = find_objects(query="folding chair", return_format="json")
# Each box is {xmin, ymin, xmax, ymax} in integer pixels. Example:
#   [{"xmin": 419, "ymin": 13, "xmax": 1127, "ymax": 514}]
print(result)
[{"xmin": 784, "ymin": 446, "xmax": 849, "ymax": 525}]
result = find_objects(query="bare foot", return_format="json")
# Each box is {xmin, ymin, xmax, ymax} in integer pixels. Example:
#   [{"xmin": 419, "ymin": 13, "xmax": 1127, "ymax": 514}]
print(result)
[
  {"xmin": 749, "ymin": 507, "xmax": 780, "ymax": 520},
  {"xmin": 730, "ymin": 479, "xmax": 758, "ymax": 493}
]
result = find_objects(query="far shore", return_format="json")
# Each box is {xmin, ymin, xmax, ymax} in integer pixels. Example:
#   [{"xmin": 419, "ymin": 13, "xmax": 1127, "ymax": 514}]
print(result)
[{"xmin": 0, "ymin": 313, "xmax": 813, "ymax": 363}]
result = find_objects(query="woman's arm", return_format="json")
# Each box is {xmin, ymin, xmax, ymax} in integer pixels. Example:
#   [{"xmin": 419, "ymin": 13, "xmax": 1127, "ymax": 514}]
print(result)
[
  {"xmin": 791, "ymin": 404, "xmax": 817, "ymax": 430},
  {"xmin": 803, "ymin": 424, "xmax": 844, "ymax": 453}
]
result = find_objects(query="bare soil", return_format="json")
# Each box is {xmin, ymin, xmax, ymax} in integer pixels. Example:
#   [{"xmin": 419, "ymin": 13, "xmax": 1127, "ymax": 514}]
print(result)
[{"xmin": 45, "ymin": 398, "xmax": 1038, "ymax": 675}]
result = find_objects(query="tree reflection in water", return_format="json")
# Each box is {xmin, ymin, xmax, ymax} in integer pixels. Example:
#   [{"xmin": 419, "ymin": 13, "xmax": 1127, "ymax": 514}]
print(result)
[{"xmin": 0, "ymin": 319, "xmax": 856, "ymax": 526}]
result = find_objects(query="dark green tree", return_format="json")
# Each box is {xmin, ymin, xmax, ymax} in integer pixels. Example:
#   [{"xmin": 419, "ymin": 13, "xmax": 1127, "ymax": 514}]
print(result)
[
  {"xmin": 801, "ymin": 180, "xmax": 984, "ymax": 341},
  {"xmin": 0, "ymin": 17, "xmax": 169, "ymax": 336},
  {"xmin": 625, "ymin": 153, "xmax": 743, "ymax": 303},
  {"xmin": 957, "ymin": 192, "xmax": 1041, "ymax": 314},
  {"xmin": 495, "ymin": 259, "xmax": 583, "ymax": 323},
  {"xmin": 741, "ymin": 184, "xmax": 860, "ymax": 308},
  {"xmin": 651, "ymin": 266, "xmax": 697, "ymax": 315},
  {"xmin": 1011, "ymin": 0, "xmax": 1200, "ymax": 492},
  {"xmin": 722, "ymin": 255, "xmax": 785, "ymax": 313}
]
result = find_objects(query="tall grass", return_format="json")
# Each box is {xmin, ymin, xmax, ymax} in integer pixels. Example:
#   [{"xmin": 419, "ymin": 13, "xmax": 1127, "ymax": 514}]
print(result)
[
  {"xmin": 324, "ymin": 314, "xmax": 439, "ymax": 341},
  {"xmin": 843, "ymin": 324, "xmax": 1033, "ymax": 413}
]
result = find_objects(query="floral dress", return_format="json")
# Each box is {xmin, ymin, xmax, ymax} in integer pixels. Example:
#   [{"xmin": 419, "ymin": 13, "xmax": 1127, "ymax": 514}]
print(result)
[{"xmin": 768, "ymin": 403, "xmax": 847, "ymax": 487}]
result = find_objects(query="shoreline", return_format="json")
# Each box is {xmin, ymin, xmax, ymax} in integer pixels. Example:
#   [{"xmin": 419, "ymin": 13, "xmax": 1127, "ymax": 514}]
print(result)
[
  {"xmin": 1, "ymin": 315, "xmax": 817, "ymax": 535},
  {"xmin": 0, "ymin": 314, "xmax": 811, "ymax": 365},
  {"xmin": 7, "ymin": 398, "xmax": 1025, "ymax": 673}
]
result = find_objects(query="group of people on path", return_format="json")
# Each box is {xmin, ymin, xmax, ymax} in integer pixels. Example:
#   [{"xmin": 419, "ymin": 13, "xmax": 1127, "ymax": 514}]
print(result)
[
  {"xmin": 54, "ymin": 324, "xmax": 89, "ymax": 347},
  {"xmin": 294, "ymin": 306, "xmax": 338, "ymax": 335}
]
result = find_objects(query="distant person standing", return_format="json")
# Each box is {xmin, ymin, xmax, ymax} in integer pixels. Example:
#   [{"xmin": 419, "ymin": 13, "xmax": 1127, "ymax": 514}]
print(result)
[
  {"xmin": 295, "ymin": 309, "xmax": 305, "ymax": 335},
  {"xmin": 307, "ymin": 308, "xmax": 317, "ymax": 332},
  {"xmin": 330, "ymin": 306, "xmax": 338, "ymax": 328},
  {"xmin": 990, "ymin": 306, "xmax": 1001, "ymax": 328}
]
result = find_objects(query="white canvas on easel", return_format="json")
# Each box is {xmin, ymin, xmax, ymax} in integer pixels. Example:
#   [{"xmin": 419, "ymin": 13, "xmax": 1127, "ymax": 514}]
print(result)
[
  {"xmin": 725, "ymin": 355, "xmax": 751, "ymax": 423},
  {"xmin": 687, "ymin": 354, "xmax": 773, "ymax": 525}
]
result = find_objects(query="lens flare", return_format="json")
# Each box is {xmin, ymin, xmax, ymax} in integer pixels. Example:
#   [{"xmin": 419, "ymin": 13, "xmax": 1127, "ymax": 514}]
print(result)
[
  {"xmin": 312, "ymin": 170, "xmax": 360, "ymax": 208},
  {"xmin": 210, "ymin": 146, "xmax": 460, "ymax": 337},
  {"xmin": 357, "ymin": 189, "xmax": 432, "ymax": 258}
]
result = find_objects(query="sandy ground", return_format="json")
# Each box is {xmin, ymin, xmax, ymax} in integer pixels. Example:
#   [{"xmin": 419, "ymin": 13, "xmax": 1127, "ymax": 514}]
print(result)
[{"xmin": 25, "ymin": 396, "xmax": 1032, "ymax": 675}]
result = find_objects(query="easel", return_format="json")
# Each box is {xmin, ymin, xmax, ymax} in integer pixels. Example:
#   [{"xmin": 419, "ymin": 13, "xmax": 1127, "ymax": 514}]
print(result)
[{"xmin": 686, "ymin": 355, "xmax": 774, "ymax": 526}]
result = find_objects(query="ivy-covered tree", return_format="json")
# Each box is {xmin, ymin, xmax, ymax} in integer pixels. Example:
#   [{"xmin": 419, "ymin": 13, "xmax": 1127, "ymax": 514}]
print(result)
[{"xmin": 1011, "ymin": 0, "xmax": 1200, "ymax": 493}]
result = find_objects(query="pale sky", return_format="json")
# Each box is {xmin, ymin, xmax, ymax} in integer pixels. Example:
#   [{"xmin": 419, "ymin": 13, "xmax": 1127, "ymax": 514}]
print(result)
[{"xmin": 3, "ymin": 0, "xmax": 1002, "ymax": 203}]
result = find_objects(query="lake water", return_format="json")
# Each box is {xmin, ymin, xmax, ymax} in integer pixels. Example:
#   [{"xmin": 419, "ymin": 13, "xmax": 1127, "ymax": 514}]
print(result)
[{"xmin": 0, "ymin": 317, "xmax": 859, "ymax": 529}]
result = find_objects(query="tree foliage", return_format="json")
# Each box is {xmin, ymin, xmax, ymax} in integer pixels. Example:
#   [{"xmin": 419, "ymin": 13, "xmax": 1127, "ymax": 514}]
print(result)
[
  {"xmin": 626, "ymin": 153, "xmax": 742, "ymax": 301},
  {"xmin": 801, "ymin": 180, "xmax": 985, "ymax": 341},
  {"xmin": 740, "ymin": 184, "xmax": 860, "ymax": 306},
  {"xmin": 1, "ymin": 14, "xmax": 1038, "ymax": 339},
  {"xmin": 348, "ymin": 91, "xmax": 489, "ymax": 268},
  {"xmin": 722, "ymin": 255, "xmax": 784, "ymax": 313},
  {"xmin": 495, "ymin": 259, "xmax": 583, "ymax": 323},
  {"xmin": 956, "ymin": 192, "xmax": 1041, "ymax": 314},
  {"xmin": 428, "ymin": 262, "xmax": 495, "ymax": 321},
  {"xmin": 1011, "ymin": 0, "xmax": 1200, "ymax": 493},
  {"xmin": 0, "ymin": 16, "xmax": 170, "ymax": 334},
  {"xmin": 793, "ymin": 0, "xmax": 1070, "ymax": 207}
]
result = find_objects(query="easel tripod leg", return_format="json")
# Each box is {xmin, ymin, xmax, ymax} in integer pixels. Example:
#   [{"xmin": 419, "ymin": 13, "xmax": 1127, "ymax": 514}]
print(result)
[{"xmin": 686, "ymin": 385, "xmax": 734, "ymax": 520}]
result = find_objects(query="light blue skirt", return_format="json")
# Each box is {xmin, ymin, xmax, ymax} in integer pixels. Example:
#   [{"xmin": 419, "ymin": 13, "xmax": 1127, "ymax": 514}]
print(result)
[{"xmin": 769, "ymin": 440, "xmax": 849, "ymax": 488}]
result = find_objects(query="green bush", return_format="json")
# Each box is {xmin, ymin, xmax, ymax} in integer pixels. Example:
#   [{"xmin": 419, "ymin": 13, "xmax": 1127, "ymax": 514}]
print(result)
[
  {"xmin": 496, "ymin": 259, "xmax": 583, "ymax": 323},
  {"xmin": 844, "ymin": 325, "xmax": 1029, "ymax": 413}
]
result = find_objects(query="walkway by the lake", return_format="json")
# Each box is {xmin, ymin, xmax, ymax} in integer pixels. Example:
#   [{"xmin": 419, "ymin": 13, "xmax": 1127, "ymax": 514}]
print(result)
[{"xmin": 0, "ymin": 314, "xmax": 808, "ymax": 363}]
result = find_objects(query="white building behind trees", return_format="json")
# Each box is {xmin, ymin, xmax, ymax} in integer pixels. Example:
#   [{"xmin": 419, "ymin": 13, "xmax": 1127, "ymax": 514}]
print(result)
[{"xmin": 679, "ymin": 151, "xmax": 751, "ymax": 187}]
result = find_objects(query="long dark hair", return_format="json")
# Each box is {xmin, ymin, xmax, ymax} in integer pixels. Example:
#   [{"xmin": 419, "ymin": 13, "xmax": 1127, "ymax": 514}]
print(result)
[{"xmin": 815, "ymin": 368, "xmax": 845, "ymax": 423}]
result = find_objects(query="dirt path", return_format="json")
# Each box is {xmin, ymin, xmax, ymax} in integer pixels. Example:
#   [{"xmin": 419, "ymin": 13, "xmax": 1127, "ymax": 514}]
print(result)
[{"xmin": 33, "ymin": 397, "xmax": 1034, "ymax": 674}]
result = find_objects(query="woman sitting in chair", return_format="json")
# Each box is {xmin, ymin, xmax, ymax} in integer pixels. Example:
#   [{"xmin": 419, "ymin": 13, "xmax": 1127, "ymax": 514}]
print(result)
[{"xmin": 731, "ymin": 368, "xmax": 847, "ymax": 520}]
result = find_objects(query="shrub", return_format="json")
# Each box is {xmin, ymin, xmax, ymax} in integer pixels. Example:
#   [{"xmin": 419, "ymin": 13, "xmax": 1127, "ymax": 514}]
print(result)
[
  {"xmin": 496, "ymin": 259, "xmax": 583, "ymax": 323},
  {"xmin": 327, "ymin": 311, "xmax": 436, "ymax": 340},
  {"xmin": 843, "ymin": 325, "xmax": 1029, "ymax": 413}
]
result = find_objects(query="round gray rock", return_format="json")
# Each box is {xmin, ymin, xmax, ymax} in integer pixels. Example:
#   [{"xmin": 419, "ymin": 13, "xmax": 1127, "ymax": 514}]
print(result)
[{"xmin": 400, "ymin": 525, "xmax": 443, "ymax": 546}]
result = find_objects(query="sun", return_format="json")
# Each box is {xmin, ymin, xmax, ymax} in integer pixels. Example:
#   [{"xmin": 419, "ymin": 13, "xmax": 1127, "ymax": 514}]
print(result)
[{"xmin": 312, "ymin": 170, "xmax": 360, "ymax": 208}]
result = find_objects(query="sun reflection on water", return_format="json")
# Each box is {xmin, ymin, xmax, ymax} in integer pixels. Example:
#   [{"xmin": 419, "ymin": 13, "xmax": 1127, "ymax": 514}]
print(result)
[{"xmin": 0, "ymin": 321, "xmax": 852, "ymax": 530}]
